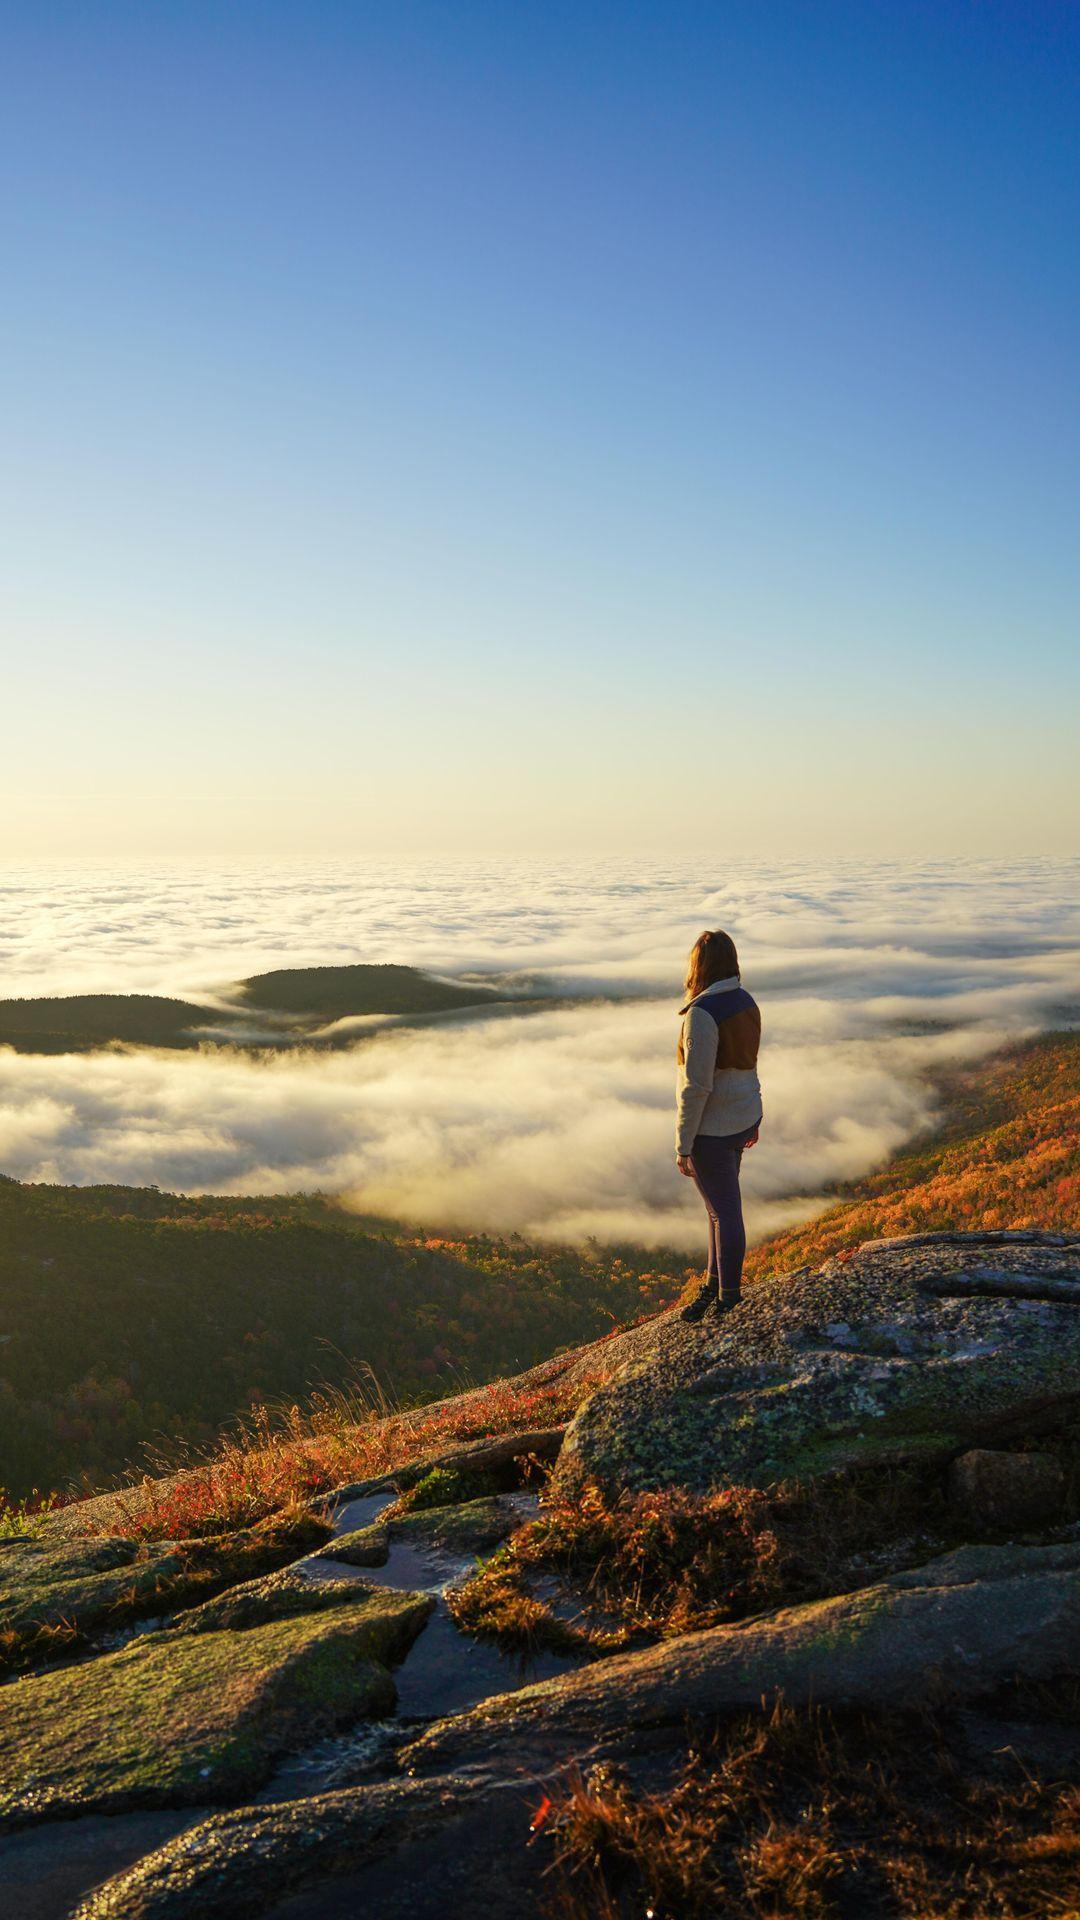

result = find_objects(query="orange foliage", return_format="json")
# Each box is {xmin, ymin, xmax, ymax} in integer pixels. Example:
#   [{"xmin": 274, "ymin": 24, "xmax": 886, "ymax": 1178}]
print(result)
[{"xmin": 747, "ymin": 1033, "xmax": 1078, "ymax": 1283}]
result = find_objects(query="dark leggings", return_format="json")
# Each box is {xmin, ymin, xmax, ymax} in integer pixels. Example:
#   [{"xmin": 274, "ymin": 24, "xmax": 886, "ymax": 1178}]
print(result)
[{"xmin": 689, "ymin": 1122, "xmax": 759, "ymax": 1299}]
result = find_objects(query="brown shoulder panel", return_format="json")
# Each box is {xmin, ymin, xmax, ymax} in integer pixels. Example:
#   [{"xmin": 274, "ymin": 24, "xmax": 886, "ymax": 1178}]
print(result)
[{"xmin": 714, "ymin": 1003, "xmax": 760, "ymax": 1071}]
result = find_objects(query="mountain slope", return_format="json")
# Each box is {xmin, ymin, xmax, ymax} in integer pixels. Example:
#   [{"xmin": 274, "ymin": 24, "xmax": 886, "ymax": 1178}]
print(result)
[
  {"xmin": 5, "ymin": 1228, "xmax": 1079, "ymax": 1920},
  {"xmin": 747, "ymin": 1030, "xmax": 1078, "ymax": 1281}
]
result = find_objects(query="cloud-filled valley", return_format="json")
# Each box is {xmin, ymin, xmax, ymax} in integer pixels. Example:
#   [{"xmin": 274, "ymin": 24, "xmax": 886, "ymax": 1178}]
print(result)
[{"xmin": 0, "ymin": 857, "xmax": 1076, "ymax": 1248}]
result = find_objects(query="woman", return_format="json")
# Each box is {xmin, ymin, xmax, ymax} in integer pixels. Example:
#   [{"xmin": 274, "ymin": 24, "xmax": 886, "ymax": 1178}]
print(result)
[{"xmin": 675, "ymin": 928, "xmax": 762, "ymax": 1323}]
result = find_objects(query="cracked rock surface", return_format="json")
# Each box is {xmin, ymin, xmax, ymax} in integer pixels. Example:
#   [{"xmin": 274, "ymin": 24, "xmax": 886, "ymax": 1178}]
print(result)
[{"xmin": 67, "ymin": 1536, "xmax": 1080, "ymax": 1919}]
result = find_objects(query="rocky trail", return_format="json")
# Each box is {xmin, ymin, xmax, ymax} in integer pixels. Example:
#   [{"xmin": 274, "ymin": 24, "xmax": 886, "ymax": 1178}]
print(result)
[{"xmin": 2, "ymin": 1229, "xmax": 1079, "ymax": 1919}]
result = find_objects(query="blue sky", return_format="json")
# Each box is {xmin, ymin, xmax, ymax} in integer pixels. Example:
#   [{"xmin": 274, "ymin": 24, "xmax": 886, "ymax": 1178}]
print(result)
[{"xmin": 2, "ymin": 1, "xmax": 1077, "ymax": 856}]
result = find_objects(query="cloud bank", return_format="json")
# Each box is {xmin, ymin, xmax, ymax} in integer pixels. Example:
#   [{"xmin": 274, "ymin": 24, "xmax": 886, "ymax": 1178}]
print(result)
[
  {"xmin": 0, "ymin": 857, "xmax": 1075, "ymax": 1248},
  {"xmin": 0, "ymin": 996, "xmax": 1022, "ymax": 1248}
]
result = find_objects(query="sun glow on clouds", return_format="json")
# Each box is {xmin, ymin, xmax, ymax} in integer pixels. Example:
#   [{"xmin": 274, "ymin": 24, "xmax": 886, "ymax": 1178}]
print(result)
[{"xmin": 0, "ymin": 857, "xmax": 1076, "ymax": 1248}]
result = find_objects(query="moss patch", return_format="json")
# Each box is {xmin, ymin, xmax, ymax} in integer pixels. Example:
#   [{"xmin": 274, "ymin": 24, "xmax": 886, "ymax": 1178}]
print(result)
[
  {"xmin": 318, "ymin": 1524, "xmax": 390, "ymax": 1567},
  {"xmin": 389, "ymin": 1496, "xmax": 519, "ymax": 1556},
  {"xmin": 170, "ymin": 1564, "xmax": 376, "ymax": 1635},
  {"xmin": 0, "ymin": 1587, "xmax": 433, "ymax": 1826},
  {"xmin": 325, "ymin": 1496, "xmax": 518, "ymax": 1568},
  {"xmin": 394, "ymin": 1465, "xmax": 495, "ymax": 1512}
]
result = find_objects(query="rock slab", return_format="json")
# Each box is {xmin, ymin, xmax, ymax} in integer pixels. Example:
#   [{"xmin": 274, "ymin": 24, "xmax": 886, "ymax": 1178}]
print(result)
[
  {"xmin": 0, "ymin": 1588, "xmax": 433, "ymax": 1828},
  {"xmin": 404, "ymin": 1539, "xmax": 1080, "ymax": 1773}
]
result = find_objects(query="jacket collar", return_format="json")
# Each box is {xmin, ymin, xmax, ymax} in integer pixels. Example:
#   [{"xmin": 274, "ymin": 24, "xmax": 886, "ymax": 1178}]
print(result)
[{"xmin": 679, "ymin": 975, "xmax": 741, "ymax": 1015}]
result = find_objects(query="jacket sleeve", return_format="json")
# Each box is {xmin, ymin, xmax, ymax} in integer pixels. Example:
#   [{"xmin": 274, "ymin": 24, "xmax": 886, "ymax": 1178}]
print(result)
[{"xmin": 675, "ymin": 1007, "xmax": 718, "ymax": 1155}]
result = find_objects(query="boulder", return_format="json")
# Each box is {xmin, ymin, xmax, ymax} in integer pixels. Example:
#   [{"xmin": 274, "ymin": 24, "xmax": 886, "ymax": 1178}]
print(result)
[
  {"xmin": 947, "ymin": 1449, "xmax": 1065, "ymax": 1528},
  {"xmin": 555, "ymin": 1233, "xmax": 1080, "ymax": 1497},
  {"xmin": 71, "ymin": 1774, "xmax": 533, "ymax": 1920},
  {"xmin": 0, "ymin": 1587, "xmax": 433, "ymax": 1827}
]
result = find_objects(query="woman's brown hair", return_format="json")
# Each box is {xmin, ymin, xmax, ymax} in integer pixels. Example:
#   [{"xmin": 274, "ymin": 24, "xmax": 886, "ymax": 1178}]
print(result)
[{"xmin": 684, "ymin": 928, "xmax": 740, "ymax": 1002}]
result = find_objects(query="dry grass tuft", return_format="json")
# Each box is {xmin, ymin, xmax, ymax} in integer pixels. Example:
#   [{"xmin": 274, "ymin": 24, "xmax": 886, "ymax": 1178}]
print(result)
[
  {"xmin": 0, "ymin": 1616, "xmax": 81, "ymax": 1673},
  {"xmin": 86, "ymin": 1365, "xmax": 603, "ymax": 1542},
  {"xmin": 741, "ymin": 1823, "xmax": 847, "ymax": 1920},
  {"xmin": 539, "ymin": 1697, "xmax": 1080, "ymax": 1920},
  {"xmin": 449, "ymin": 1466, "xmax": 943, "ymax": 1654}
]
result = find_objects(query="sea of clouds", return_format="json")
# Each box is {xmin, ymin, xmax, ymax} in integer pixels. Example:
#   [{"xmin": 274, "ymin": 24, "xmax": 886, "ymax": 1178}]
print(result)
[{"xmin": 1, "ymin": 857, "xmax": 1077, "ymax": 1250}]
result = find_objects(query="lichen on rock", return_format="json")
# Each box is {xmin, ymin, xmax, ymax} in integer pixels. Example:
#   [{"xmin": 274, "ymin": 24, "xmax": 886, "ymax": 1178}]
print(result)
[{"xmin": 557, "ymin": 1234, "xmax": 1080, "ymax": 1497}]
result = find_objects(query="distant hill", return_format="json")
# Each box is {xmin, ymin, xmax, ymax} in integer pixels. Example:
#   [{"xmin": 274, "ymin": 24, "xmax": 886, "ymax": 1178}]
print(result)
[
  {"xmin": 0, "ymin": 963, "xmax": 527, "ymax": 1055},
  {"xmin": 237, "ymin": 962, "xmax": 505, "ymax": 1019},
  {"xmin": 0, "ymin": 994, "xmax": 224, "ymax": 1053}
]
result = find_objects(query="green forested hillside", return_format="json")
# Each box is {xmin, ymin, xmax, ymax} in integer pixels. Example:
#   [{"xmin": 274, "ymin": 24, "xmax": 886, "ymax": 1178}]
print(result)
[{"xmin": 0, "ymin": 1180, "xmax": 683, "ymax": 1499}]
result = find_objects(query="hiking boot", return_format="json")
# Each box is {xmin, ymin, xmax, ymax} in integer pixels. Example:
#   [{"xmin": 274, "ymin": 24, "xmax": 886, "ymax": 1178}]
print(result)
[
  {"xmin": 705, "ymin": 1293, "xmax": 741, "ymax": 1321},
  {"xmin": 680, "ymin": 1276, "xmax": 719, "ymax": 1323}
]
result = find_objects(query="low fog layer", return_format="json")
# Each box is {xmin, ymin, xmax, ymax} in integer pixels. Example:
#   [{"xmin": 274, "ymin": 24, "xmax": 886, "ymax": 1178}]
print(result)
[{"xmin": 0, "ymin": 858, "xmax": 1076, "ymax": 1247}]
